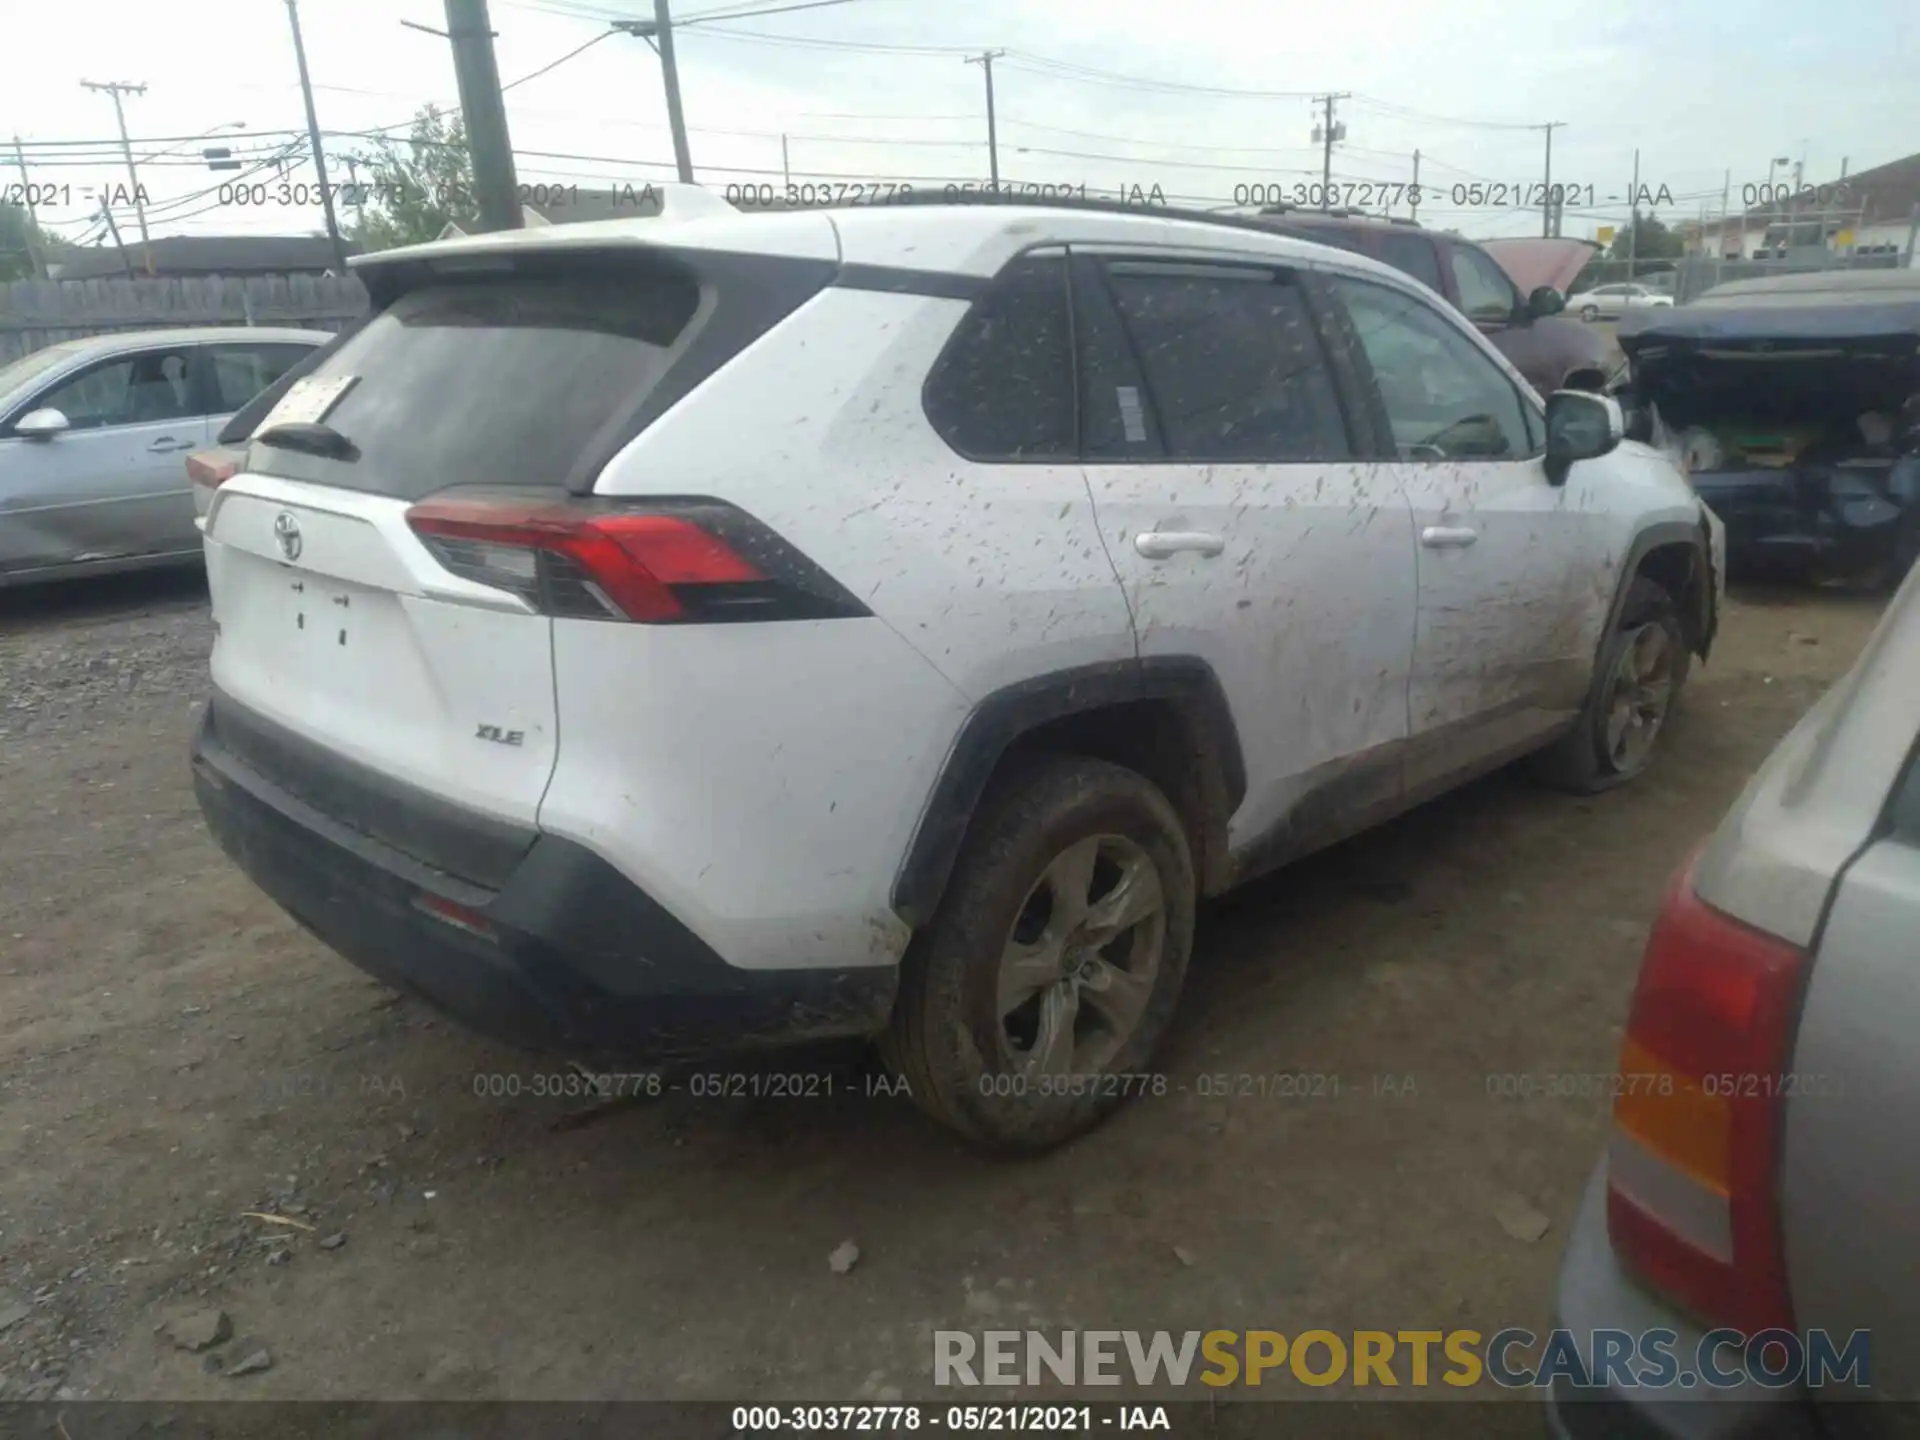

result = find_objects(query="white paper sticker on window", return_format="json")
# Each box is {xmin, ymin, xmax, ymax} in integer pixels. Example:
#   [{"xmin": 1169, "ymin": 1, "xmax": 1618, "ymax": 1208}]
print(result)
[
  {"xmin": 260, "ymin": 374, "xmax": 358, "ymax": 431},
  {"xmin": 1116, "ymin": 385, "xmax": 1147, "ymax": 444}
]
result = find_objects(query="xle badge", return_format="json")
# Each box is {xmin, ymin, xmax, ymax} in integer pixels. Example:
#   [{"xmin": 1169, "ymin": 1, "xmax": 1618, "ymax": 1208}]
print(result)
[{"xmin": 476, "ymin": 724, "xmax": 525, "ymax": 747}]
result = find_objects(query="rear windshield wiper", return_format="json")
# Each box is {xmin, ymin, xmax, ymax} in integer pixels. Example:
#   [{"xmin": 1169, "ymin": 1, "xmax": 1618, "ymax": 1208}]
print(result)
[{"xmin": 253, "ymin": 420, "xmax": 358, "ymax": 461}]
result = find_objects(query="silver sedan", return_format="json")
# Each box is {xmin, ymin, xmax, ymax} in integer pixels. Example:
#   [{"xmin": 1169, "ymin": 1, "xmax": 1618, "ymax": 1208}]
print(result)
[
  {"xmin": 0, "ymin": 326, "xmax": 326, "ymax": 587},
  {"xmin": 1569, "ymin": 283, "xmax": 1675, "ymax": 322}
]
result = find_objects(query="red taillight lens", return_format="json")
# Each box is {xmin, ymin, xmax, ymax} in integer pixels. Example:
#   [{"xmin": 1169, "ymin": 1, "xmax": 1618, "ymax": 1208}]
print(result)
[
  {"xmin": 1606, "ymin": 854, "xmax": 1807, "ymax": 1334},
  {"xmin": 186, "ymin": 449, "xmax": 241, "ymax": 491},
  {"xmin": 404, "ymin": 496, "xmax": 867, "ymax": 625}
]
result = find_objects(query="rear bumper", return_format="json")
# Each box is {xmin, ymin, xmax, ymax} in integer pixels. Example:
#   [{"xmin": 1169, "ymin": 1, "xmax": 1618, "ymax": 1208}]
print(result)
[
  {"xmin": 191, "ymin": 702, "xmax": 896, "ymax": 1065},
  {"xmin": 1545, "ymin": 1162, "xmax": 1819, "ymax": 1440},
  {"xmin": 1693, "ymin": 464, "xmax": 1916, "ymax": 581}
]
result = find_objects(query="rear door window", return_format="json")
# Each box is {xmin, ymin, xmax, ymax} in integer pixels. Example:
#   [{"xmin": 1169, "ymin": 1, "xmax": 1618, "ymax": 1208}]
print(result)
[
  {"xmin": 252, "ymin": 269, "xmax": 700, "ymax": 497},
  {"xmin": 1102, "ymin": 261, "xmax": 1351, "ymax": 462},
  {"xmin": 202, "ymin": 343, "xmax": 316, "ymax": 413},
  {"xmin": 923, "ymin": 254, "xmax": 1074, "ymax": 460},
  {"xmin": 1069, "ymin": 257, "xmax": 1162, "ymax": 461},
  {"xmin": 1377, "ymin": 231, "xmax": 1446, "ymax": 294}
]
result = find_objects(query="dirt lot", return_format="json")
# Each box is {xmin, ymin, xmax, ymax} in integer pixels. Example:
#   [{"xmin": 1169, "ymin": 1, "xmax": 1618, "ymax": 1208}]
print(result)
[{"xmin": 0, "ymin": 569, "xmax": 1886, "ymax": 1406}]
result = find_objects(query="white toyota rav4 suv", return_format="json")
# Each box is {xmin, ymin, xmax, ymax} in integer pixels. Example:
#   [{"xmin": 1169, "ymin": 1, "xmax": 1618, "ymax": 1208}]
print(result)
[{"xmin": 191, "ymin": 196, "xmax": 1724, "ymax": 1151}]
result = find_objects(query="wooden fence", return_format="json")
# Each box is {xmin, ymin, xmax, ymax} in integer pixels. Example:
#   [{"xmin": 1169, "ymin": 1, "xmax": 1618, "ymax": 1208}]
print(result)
[{"xmin": 0, "ymin": 273, "xmax": 369, "ymax": 364}]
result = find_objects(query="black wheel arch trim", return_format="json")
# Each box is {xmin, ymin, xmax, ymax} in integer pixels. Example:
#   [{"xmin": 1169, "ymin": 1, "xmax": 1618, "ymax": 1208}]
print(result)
[
  {"xmin": 1591, "ymin": 517, "xmax": 1716, "ymax": 696},
  {"xmin": 889, "ymin": 657, "xmax": 1247, "ymax": 928}
]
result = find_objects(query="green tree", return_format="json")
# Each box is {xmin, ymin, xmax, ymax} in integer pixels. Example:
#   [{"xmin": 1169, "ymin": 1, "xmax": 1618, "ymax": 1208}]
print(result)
[
  {"xmin": 0, "ymin": 201, "xmax": 54, "ymax": 281},
  {"xmin": 1608, "ymin": 213, "xmax": 1685, "ymax": 262},
  {"xmin": 345, "ymin": 105, "xmax": 480, "ymax": 252}
]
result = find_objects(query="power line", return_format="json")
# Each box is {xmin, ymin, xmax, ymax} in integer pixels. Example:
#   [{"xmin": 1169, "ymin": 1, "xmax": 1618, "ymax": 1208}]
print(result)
[
  {"xmin": 677, "ymin": 0, "xmax": 896, "ymax": 23},
  {"xmin": 1348, "ymin": 94, "xmax": 1539, "ymax": 132},
  {"xmin": 502, "ymin": 28, "xmax": 617, "ymax": 89},
  {"xmin": 688, "ymin": 22, "xmax": 971, "ymax": 53},
  {"xmin": 1001, "ymin": 52, "xmax": 1321, "ymax": 99}
]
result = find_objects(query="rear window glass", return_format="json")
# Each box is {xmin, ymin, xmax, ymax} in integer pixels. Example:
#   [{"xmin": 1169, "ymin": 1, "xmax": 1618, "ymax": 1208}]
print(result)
[
  {"xmin": 254, "ymin": 272, "xmax": 700, "ymax": 496},
  {"xmin": 1378, "ymin": 232, "xmax": 1445, "ymax": 293},
  {"xmin": 923, "ymin": 255, "xmax": 1074, "ymax": 460}
]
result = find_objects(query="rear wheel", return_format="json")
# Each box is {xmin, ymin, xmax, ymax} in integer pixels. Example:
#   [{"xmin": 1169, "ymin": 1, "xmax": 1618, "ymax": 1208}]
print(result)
[
  {"xmin": 1580, "ymin": 304, "xmax": 1600, "ymax": 322},
  {"xmin": 1532, "ymin": 577, "xmax": 1690, "ymax": 794},
  {"xmin": 882, "ymin": 756, "xmax": 1195, "ymax": 1154}
]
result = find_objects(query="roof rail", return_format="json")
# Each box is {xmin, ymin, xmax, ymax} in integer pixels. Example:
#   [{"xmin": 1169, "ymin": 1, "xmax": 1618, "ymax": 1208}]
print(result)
[
  {"xmin": 797, "ymin": 187, "xmax": 1342, "ymax": 244},
  {"xmin": 1257, "ymin": 203, "xmax": 1384, "ymax": 221}
]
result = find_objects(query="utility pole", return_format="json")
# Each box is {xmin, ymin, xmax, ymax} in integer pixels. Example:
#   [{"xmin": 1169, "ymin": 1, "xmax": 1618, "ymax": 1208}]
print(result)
[
  {"xmin": 1539, "ymin": 120, "xmax": 1565, "ymax": 237},
  {"xmin": 9, "ymin": 137, "xmax": 46, "ymax": 278},
  {"xmin": 445, "ymin": 0, "xmax": 523, "ymax": 229},
  {"xmin": 97, "ymin": 199, "xmax": 135, "ymax": 280},
  {"xmin": 79, "ymin": 81, "xmax": 151, "ymax": 270},
  {"xmin": 653, "ymin": 0, "xmax": 694, "ymax": 183},
  {"xmin": 1789, "ymin": 156, "xmax": 1805, "ymax": 246},
  {"xmin": 283, "ymin": 0, "xmax": 349, "ymax": 271},
  {"xmin": 344, "ymin": 155, "xmax": 367, "ymax": 230},
  {"xmin": 781, "ymin": 134, "xmax": 791, "ymax": 188},
  {"xmin": 1410, "ymin": 148, "xmax": 1421, "ymax": 223},
  {"xmin": 1626, "ymin": 148, "xmax": 1640, "ymax": 279},
  {"xmin": 966, "ymin": 51, "xmax": 1005, "ymax": 191},
  {"xmin": 613, "ymin": 6, "xmax": 694, "ymax": 184},
  {"xmin": 1311, "ymin": 93, "xmax": 1349, "ymax": 207},
  {"xmin": 1721, "ymin": 168, "xmax": 1731, "ymax": 257}
]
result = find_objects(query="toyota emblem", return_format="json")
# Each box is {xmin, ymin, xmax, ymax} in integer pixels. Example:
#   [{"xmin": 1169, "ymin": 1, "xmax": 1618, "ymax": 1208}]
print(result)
[{"xmin": 272, "ymin": 511, "xmax": 303, "ymax": 562}]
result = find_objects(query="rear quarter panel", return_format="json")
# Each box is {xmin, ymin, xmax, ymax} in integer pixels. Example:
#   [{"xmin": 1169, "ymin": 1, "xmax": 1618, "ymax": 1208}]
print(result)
[
  {"xmin": 550, "ymin": 282, "xmax": 1134, "ymax": 972},
  {"xmin": 1781, "ymin": 802, "xmax": 1920, "ymax": 1410}
]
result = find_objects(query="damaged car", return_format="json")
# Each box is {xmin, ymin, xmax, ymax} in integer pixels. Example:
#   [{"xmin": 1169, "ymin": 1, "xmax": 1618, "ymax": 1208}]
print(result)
[{"xmin": 1617, "ymin": 269, "xmax": 1920, "ymax": 586}]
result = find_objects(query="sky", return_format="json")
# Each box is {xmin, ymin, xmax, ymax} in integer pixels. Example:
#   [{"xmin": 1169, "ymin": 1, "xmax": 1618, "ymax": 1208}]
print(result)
[{"xmin": 6, "ymin": 0, "xmax": 1917, "ymax": 251}]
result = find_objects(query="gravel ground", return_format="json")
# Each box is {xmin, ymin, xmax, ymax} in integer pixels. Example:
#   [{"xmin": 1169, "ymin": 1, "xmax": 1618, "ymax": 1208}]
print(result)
[{"xmin": 0, "ymin": 565, "xmax": 1887, "ymax": 1409}]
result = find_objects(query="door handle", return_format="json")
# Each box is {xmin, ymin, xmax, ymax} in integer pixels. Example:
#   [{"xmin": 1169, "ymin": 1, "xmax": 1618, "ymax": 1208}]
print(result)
[
  {"xmin": 147, "ymin": 438, "xmax": 194, "ymax": 454},
  {"xmin": 1420, "ymin": 526, "xmax": 1479, "ymax": 549},
  {"xmin": 1134, "ymin": 530, "xmax": 1226, "ymax": 559}
]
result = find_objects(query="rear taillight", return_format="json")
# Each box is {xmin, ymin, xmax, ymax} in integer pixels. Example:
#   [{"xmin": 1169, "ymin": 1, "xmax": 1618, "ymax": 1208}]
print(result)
[
  {"xmin": 186, "ymin": 449, "xmax": 241, "ymax": 491},
  {"xmin": 404, "ymin": 496, "xmax": 869, "ymax": 625},
  {"xmin": 1606, "ymin": 854, "xmax": 1808, "ymax": 1334}
]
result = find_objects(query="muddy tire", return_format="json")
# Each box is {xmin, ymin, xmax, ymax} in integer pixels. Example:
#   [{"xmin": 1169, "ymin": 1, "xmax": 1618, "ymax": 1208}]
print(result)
[
  {"xmin": 881, "ymin": 755, "xmax": 1195, "ymax": 1154},
  {"xmin": 1531, "ymin": 577, "xmax": 1690, "ymax": 794}
]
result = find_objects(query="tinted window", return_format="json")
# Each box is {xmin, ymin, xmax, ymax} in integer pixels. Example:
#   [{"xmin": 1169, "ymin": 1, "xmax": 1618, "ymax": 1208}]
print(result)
[
  {"xmin": 34, "ymin": 348, "xmax": 199, "ymax": 429},
  {"xmin": 256, "ymin": 269, "xmax": 700, "ymax": 496},
  {"xmin": 1333, "ymin": 276, "xmax": 1534, "ymax": 461},
  {"xmin": 1448, "ymin": 243, "xmax": 1520, "ymax": 323},
  {"xmin": 1103, "ymin": 263, "xmax": 1350, "ymax": 462},
  {"xmin": 205, "ymin": 343, "xmax": 315, "ymax": 412},
  {"xmin": 1377, "ymin": 232, "xmax": 1445, "ymax": 293},
  {"xmin": 924, "ymin": 255, "xmax": 1073, "ymax": 460},
  {"xmin": 1070, "ymin": 259, "xmax": 1162, "ymax": 460}
]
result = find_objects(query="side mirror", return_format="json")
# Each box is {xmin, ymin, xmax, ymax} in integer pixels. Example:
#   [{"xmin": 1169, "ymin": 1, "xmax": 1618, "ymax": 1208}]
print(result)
[
  {"xmin": 1544, "ymin": 390, "xmax": 1623, "ymax": 486},
  {"xmin": 1527, "ymin": 286, "xmax": 1566, "ymax": 320},
  {"xmin": 13, "ymin": 407, "xmax": 70, "ymax": 440}
]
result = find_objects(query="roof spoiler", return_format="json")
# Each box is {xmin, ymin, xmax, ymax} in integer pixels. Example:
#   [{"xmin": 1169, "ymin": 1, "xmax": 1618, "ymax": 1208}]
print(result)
[{"xmin": 347, "ymin": 182, "xmax": 748, "ymax": 274}]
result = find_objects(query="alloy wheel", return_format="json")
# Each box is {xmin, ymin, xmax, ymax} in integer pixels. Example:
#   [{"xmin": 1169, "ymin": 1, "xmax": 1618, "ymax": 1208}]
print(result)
[
  {"xmin": 996, "ymin": 833, "xmax": 1166, "ymax": 1079},
  {"xmin": 1604, "ymin": 621, "xmax": 1676, "ymax": 772}
]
